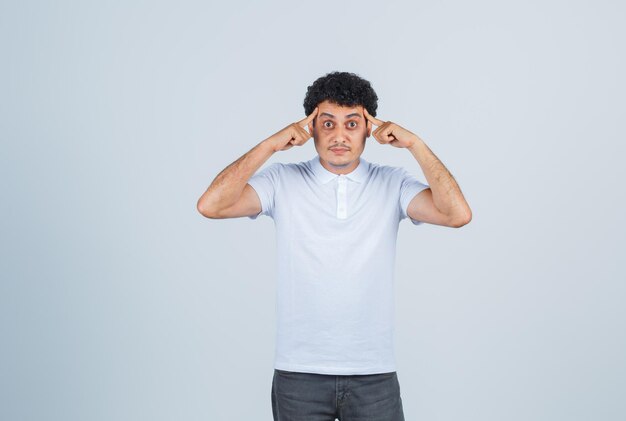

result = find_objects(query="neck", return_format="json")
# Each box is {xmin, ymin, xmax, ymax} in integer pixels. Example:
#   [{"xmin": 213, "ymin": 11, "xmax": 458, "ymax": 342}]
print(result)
[{"xmin": 320, "ymin": 156, "xmax": 360, "ymax": 175}]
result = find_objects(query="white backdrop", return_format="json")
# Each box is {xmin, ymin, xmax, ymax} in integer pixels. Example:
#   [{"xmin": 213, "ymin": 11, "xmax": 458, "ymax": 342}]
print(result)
[{"xmin": 1, "ymin": 1, "xmax": 624, "ymax": 420}]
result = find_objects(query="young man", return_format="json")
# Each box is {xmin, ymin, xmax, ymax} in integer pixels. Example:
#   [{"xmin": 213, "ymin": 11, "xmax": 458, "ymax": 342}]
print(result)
[{"xmin": 197, "ymin": 71, "xmax": 472, "ymax": 421}]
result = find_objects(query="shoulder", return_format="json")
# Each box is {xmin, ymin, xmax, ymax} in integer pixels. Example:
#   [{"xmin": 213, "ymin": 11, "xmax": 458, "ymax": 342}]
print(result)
[
  {"xmin": 366, "ymin": 161, "xmax": 408, "ymax": 181},
  {"xmin": 282, "ymin": 160, "xmax": 316, "ymax": 177},
  {"xmin": 263, "ymin": 160, "xmax": 310, "ymax": 171},
  {"xmin": 254, "ymin": 161, "xmax": 292, "ymax": 177},
  {"xmin": 253, "ymin": 161, "xmax": 311, "ymax": 183},
  {"xmin": 250, "ymin": 162, "xmax": 283, "ymax": 181}
]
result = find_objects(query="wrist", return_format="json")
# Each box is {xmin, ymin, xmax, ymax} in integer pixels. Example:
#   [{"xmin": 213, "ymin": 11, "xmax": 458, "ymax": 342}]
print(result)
[
  {"xmin": 407, "ymin": 135, "xmax": 424, "ymax": 152},
  {"xmin": 261, "ymin": 137, "xmax": 280, "ymax": 154}
]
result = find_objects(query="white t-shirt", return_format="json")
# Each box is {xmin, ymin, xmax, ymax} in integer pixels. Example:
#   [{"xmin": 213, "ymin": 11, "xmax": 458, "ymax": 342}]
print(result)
[{"xmin": 247, "ymin": 154, "xmax": 429, "ymax": 375}]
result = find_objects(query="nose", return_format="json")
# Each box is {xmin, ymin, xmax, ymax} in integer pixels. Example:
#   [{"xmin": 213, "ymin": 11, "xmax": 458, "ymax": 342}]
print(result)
[{"xmin": 332, "ymin": 125, "xmax": 350, "ymax": 143}]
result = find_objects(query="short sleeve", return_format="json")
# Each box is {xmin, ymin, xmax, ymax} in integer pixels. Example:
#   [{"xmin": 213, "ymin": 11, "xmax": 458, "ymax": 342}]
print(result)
[
  {"xmin": 247, "ymin": 162, "xmax": 282, "ymax": 219},
  {"xmin": 399, "ymin": 169, "xmax": 430, "ymax": 225}
]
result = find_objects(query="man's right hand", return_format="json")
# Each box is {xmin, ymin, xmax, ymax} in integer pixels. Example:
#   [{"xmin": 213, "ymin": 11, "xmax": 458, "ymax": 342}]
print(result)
[{"xmin": 266, "ymin": 107, "xmax": 318, "ymax": 152}]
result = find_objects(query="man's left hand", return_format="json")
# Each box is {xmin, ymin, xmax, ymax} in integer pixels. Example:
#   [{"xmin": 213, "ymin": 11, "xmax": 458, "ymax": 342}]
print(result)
[{"xmin": 364, "ymin": 108, "xmax": 419, "ymax": 149}]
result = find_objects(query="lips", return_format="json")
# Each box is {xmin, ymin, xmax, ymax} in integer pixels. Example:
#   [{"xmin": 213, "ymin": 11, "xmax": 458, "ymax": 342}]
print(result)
[{"xmin": 330, "ymin": 148, "xmax": 349, "ymax": 152}]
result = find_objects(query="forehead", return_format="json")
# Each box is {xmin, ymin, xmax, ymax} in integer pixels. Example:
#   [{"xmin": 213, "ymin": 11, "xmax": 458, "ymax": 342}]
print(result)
[{"xmin": 317, "ymin": 100, "xmax": 362, "ymax": 118}]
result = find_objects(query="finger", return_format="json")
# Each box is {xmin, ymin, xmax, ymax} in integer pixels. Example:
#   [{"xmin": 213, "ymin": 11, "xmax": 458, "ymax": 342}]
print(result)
[
  {"xmin": 289, "ymin": 127, "xmax": 308, "ymax": 146},
  {"xmin": 373, "ymin": 122, "xmax": 386, "ymax": 138},
  {"xmin": 371, "ymin": 128, "xmax": 383, "ymax": 144},
  {"xmin": 289, "ymin": 123, "xmax": 310, "ymax": 143},
  {"xmin": 384, "ymin": 133, "xmax": 396, "ymax": 143},
  {"xmin": 363, "ymin": 108, "xmax": 384, "ymax": 126},
  {"xmin": 372, "ymin": 125, "xmax": 387, "ymax": 144},
  {"xmin": 298, "ymin": 106, "xmax": 319, "ymax": 127},
  {"xmin": 380, "ymin": 126, "xmax": 394, "ymax": 142},
  {"xmin": 297, "ymin": 126, "xmax": 311, "ymax": 142},
  {"xmin": 382, "ymin": 127, "xmax": 397, "ymax": 143}
]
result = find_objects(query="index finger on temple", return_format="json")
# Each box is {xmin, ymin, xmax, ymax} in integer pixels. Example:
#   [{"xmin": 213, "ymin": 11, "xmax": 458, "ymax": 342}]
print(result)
[
  {"xmin": 363, "ymin": 108, "xmax": 384, "ymax": 126},
  {"xmin": 299, "ymin": 107, "xmax": 318, "ymax": 127}
]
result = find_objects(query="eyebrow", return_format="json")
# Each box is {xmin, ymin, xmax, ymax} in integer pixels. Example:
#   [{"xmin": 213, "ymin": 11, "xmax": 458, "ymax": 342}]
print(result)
[{"xmin": 319, "ymin": 112, "xmax": 362, "ymax": 119}]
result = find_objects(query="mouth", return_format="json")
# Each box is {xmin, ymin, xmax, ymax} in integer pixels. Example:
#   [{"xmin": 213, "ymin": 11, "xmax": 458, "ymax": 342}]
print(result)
[{"xmin": 330, "ymin": 147, "xmax": 349, "ymax": 154}]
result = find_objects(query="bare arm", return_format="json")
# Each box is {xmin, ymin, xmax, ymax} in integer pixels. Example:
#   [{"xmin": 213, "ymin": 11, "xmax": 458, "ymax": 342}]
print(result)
[
  {"xmin": 196, "ymin": 139, "xmax": 275, "ymax": 217},
  {"xmin": 363, "ymin": 108, "xmax": 471, "ymax": 227},
  {"xmin": 197, "ymin": 107, "xmax": 319, "ymax": 218},
  {"xmin": 406, "ymin": 137, "xmax": 472, "ymax": 227}
]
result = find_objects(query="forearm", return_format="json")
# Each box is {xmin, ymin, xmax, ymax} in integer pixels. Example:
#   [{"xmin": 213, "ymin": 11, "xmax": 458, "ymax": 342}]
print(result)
[
  {"xmin": 407, "ymin": 136, "xmax": 471, "ymax": 221},
  {"xmin": 197, "ymin": 138, "xmax": 275, "ymax": 213}
]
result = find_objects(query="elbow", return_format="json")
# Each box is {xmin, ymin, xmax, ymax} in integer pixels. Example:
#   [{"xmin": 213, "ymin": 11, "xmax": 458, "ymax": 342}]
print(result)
[
  {"xmin": 197, "ymin": 199, "xmax": 220, "ymax": 219},
  {"xmin": 450, "ymin": 209, "xmax": 472, "ymax": 228},
  {"xmin": 196, "ymin": 202, "xmax": 210, "ymax": 218}
]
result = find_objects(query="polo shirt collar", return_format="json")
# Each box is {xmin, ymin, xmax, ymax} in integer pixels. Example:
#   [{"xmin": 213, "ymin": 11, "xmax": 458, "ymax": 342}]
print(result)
[{"xmin": 310, "ymin": 154, "xmax": 369, "ymax": 184}]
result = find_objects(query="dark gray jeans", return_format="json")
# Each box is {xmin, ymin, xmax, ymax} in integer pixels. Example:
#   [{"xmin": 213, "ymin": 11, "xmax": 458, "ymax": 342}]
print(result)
[{"xmin": 271, "ymin": 369, "xmax": 405, "ymax": 421}]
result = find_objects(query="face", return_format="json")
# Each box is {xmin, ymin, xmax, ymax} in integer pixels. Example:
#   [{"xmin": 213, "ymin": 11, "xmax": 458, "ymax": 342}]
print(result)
[{"xmin": 308, "ymin": 100, "xmax": 372, "ymax": 174}]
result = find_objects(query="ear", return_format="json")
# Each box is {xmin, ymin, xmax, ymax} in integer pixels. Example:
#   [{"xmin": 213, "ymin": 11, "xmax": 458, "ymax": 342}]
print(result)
[
  {"xmin": 366, "ymin": 120, "xmax": 372, "ymax": 137},
  {"xmin": 308, "ymin": 118, "xmax": 315, "ymax": 136}
]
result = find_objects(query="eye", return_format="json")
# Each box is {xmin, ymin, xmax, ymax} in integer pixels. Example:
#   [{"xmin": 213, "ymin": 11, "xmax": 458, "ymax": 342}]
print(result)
[
  {"xmin": 324, "ymin": 121, "xmax": 333, "ymax": 128},
  {"xmin": 348, "ymin": 121, "xmax": 357, "ymax": 128}
]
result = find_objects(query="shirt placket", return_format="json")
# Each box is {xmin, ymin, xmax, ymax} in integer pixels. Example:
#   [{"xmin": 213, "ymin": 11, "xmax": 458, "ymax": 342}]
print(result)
[{"xmin": 336, "ymin": 175, "xmax": 348, "ymax": 219}]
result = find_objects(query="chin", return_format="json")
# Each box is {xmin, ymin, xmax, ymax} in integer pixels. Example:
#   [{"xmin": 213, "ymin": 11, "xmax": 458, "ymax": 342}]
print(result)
[{"xmin": 327, "ymin": 155, "xmax": 352, "ymax": 166}]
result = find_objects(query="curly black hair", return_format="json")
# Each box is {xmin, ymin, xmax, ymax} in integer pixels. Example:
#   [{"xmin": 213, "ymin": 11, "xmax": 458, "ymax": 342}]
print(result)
[{"xmin": 303, "ymin": 71, "xmax": 378, "ymax": 118}]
